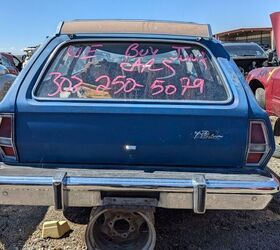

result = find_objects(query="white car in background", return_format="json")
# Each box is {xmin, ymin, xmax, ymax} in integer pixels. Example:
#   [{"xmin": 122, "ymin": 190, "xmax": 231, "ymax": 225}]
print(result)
[{"xmin": 22, "ymin": 45, "xmax": 40, "ymax": 68}]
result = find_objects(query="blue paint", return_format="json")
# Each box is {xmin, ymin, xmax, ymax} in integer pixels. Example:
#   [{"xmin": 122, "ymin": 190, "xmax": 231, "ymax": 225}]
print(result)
[{"xmin": 0, "ymin": 33, "xmax": 274, "ymax": 169}]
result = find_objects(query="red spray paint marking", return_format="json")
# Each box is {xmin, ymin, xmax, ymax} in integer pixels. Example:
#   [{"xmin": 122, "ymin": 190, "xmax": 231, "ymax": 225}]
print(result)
[
  {"xmin": 165, "ymin": 84, "xmax": 177, "ymax": 95},
  {"xmin": 171, "ymin": 46, "xmax": 208, "ymax": 70},
  {"xmin": 111, "ymin": 75, "xmax": 126, "ymax": 94},
  {"xmin": 80, "ymin": 44, "xmax": 103, "ymax": 60},
  {"xmin": 49, "ymin": 43, "xmax": 209, "ymax": 97},
  {"xmin": 150, "ymin": 77, "xmax": 205, "ymax": 96},
  {"xmin": 67, "ymin": 44, "xmax": 103, "ymax": 59},
  {"xmin": 198, "ymin": 51, "xmax": 208, "ymax": 70},
  {"xmin": 95, "ymin": 75, "xmax": 111, "ymax": 92},
  {"xmin": 48, "ymin": 72, "xmax": 205, "ymax": 97},
  {"xmin": 67, "ymin": 46, "xmax": 83, "ymax": 58},
  {"xmin": 111, "ymin": 75, "xmax": 144, "ymax": 94},
  {"xmin": 159, "ymin": 58, "xmax": 176, "ymax": 79},
  {"xmin": 180, "ymin": 77, "xmax": 204, "ymax": 95},
  {"xmin": 48, "ymin": 72, "xmax": 72, "ymax": 97},
  {"xmin": 47, "ymin": 72, "xmax": 84, "ymax": 96},
  {"xmin": 150, "ymin": 79, "xmax": 165, "ymax": 96},
  {"xmin": 64, "ymin": 75, "xmax": 84, "ymax": 93},
  {"xmin": 125, "ymin": 43, "xmax": 159, "ymax": 58},
  {"xmin": 123, "ymin": 78, "xmax": 144, "ymax": 93},
  {"xmin": 120, "ymin": 58, "xmax": 163, "ymax": 73},
  {"xmin": 95, "ymin": 75, "xmax": 144, "ymax": 94}
]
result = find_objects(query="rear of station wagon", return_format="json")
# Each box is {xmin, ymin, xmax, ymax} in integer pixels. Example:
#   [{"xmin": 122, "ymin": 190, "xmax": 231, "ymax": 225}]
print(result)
[{"xmin": 0, "ymin": 20, "xmax": 279, "ymax": 250}]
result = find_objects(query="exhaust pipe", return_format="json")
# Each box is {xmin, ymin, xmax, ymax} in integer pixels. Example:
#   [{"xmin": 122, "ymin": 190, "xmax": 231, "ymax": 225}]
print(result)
[{"xmin": 271, "ymin": 12, "xmax": 280, "ymax": 60}]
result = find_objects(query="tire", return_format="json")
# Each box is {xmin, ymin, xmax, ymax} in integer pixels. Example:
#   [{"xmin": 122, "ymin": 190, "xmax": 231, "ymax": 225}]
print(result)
[{"xmin": 255, "ymin": 88, "xmax": 265, "ymax": 109}]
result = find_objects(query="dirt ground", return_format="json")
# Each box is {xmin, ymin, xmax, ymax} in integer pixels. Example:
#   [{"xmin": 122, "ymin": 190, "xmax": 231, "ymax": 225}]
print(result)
[{"xmin": 0, "ymin": 143, "xmax": 279, "ymax": 249}]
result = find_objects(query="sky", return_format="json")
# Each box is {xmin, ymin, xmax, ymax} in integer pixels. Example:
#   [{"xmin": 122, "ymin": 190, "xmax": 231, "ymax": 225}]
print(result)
[{"xmin": 1, "ymin": 0, "xmax": 279, "ymax": 54}]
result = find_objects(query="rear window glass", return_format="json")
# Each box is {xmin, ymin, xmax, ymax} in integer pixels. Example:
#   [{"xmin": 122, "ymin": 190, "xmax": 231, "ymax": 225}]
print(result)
[{"xmin": 35, "ymin": 42, "xmax": 229, "ymax": 102}]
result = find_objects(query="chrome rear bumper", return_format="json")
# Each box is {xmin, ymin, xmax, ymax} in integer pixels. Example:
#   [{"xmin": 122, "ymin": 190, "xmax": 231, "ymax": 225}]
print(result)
[{"xmin": 0, "ymin": 164, "xmax": 279, "ymax": 214}]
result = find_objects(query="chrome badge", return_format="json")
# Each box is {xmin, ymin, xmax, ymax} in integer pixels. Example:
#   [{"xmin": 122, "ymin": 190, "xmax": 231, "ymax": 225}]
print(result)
[{"xmin": 194, "ymin": 130, "xmax": 223, "ymax": 140}]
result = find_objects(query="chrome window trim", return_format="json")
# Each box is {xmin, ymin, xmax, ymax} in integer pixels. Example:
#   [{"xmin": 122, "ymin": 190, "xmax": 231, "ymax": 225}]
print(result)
[{"xmin": 31, "ymin": 38, "xmax": 233, "ymax": 105}]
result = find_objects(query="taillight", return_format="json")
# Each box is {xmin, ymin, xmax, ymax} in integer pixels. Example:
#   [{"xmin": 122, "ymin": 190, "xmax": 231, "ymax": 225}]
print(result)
[
  {"xmin": 246, "ymin": 121, "xmax": 270, "ymax": 165},
  {"xmin": 0, "ymin": 114, "xmax": 17, "ymax": 161}
]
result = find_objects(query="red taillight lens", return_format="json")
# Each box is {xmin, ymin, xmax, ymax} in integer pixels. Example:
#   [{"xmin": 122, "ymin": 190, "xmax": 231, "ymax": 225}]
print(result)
[
  {"xmin": 1, "ymin": 146, "xmax": 15, "ymax": 157},
  {"xmin": 250, "ymin": 123, "xmax": 265, "ymax": 144},
  {"xmin": 246, "ymin": 153, "xmax": 264, "ymax": 164},
  {"xmin": 0, "ymin": 115, "xmax": 16, "ymax": 160},
  {"xmin": 246, "ymin": 121, "xmax": 269, "ymax": 165},
  {"xmin": 0, "ymin": 117, "xmax": 12, "ymax": 138}
]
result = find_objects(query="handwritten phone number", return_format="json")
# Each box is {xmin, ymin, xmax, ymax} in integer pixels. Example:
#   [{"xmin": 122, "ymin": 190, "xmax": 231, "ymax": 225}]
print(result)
[{"xmin": 47, "ymin": 72, "xmax": 204, "ymax": 97}]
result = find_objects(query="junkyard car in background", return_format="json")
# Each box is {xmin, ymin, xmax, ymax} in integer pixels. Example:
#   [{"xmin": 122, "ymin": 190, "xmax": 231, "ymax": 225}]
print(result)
[
  {"xmin": 247, "ymin": 65, "xmax": 280, "ymax": 158},
  {"xmin": 247, "ymin": 67, "xmax": 280, "ymax": 117},
  {"xmin": 22, "ymin": 45, "xmax": 39, "ymax": 68},
  {"xmin": 0, "ymin": 20, "xmax": 279, "ymax": 249},
  {"xmin": 266, "ymin": 49, "xmax": 279, "ymax": 66},
  {"xmin": 0, "ymin": 52, "xmax": 22, "ymax": 75},
  {"xmin": 246, "ymin": 12, "xmax": 280, "ymax": 159},
  {"xmin": 0, "ymin": 65, "xmax": 16, "ymax": 101},
  {"xmin": 246, "ymin": 12, "xmax": 280, "ymax": 119},
  {"xmin": 223, "ymin": 42, "xmax": 268, "ymax": 75}
]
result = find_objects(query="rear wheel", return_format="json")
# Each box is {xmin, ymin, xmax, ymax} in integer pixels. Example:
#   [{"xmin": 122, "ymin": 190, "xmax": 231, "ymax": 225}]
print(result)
[
  {"xmin": 255, "ymin": 88, "xmax": 265, "ymax": 109},
  {"xmin": 85, "ymin": 207, "xmax": 156, "ymax": 250}
]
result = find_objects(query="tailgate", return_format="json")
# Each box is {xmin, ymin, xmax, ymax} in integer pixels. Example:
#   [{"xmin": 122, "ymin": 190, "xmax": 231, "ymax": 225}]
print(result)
[{"xmin": 15, "ymin": 40, "xmax": 248, "ymax": 168}]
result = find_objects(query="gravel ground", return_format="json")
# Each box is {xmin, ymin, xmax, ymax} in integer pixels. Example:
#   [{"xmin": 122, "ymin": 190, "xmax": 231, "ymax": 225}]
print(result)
[{"xmin": 0, "ymin": 136, "xmax": 279, "ymax": 249}]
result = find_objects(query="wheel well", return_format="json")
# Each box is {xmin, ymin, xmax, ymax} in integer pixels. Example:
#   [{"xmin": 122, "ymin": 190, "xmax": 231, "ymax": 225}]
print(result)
[{"xmin": 249, "ymin": 80, "xmax": 264, "ymax": 94}]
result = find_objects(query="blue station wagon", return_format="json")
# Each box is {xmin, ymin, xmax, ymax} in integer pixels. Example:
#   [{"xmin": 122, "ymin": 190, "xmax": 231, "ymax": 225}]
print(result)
[{"xmin": 0, "ymin": 20, "xmax": 279, "ymax": 250}]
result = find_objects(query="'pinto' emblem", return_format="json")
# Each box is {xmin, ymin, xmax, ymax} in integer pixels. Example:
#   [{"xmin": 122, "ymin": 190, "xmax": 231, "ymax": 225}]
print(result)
[{"xmin": 194, "ymin": 130, "xmax": 223, "ymax": 140}]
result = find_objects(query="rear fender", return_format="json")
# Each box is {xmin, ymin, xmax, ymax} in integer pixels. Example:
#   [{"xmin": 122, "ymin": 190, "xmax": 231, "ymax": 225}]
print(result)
[{"xmin": 230, "ymin": 61, "xmax": 275, "ymax": 164}]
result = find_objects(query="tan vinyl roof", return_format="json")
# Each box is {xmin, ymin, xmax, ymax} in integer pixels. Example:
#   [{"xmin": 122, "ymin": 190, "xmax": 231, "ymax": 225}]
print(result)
[{"xmin": 58, "ymin": 20, "xmax": 212, "ymax": 38}]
